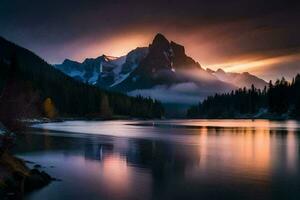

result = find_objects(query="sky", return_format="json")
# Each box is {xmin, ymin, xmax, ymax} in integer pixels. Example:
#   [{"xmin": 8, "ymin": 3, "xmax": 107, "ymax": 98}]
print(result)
[{"xmin": 0, "ymin": 0, "xmax": 299, "ymax": 81}]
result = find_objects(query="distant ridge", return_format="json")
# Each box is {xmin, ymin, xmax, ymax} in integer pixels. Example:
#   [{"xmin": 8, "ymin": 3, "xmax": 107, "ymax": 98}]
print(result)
[{"xmin": 206, "ymin": 68, "xmax": 267, "ymax": 89}]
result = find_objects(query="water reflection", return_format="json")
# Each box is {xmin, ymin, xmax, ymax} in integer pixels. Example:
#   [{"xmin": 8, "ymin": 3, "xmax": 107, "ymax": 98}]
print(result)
[
  {"xmin": 13, "ymin": 120, "xmax": 300, "ymax": 200},
  {"xmin": 196, "ymin": 126, "xmax": 271, "ymax": 185}
]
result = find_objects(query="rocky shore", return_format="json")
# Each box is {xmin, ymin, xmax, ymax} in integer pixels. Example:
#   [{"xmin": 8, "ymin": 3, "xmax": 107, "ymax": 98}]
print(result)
[
  {"xmin": 0, "ymin": 123, "xmax": 54, "ymax": 199},
  {"xmin": 0, "ymin": 152, "xmax": 55, "ymax": 199}
]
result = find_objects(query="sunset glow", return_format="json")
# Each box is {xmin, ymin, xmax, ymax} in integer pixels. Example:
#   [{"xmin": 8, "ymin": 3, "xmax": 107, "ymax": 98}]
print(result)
[
  {"xmin": 72, "ymin": 33, "xmax": 153, "ymax": 61},
  {"xmin": 206, "ymin": 53, "xmax": 300, "ymax": 74}
]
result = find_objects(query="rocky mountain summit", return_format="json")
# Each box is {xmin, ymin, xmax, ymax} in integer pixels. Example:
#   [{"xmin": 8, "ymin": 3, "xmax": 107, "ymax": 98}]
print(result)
[{"xmin": 55, "ymin": 33, "xmax": 267, "ymax": 104}]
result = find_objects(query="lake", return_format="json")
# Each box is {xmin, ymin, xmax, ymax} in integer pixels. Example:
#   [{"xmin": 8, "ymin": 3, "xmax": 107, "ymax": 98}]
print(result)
[{"xmin": 13, "ymin": 120, "xmax": 300, "ymax": 200}]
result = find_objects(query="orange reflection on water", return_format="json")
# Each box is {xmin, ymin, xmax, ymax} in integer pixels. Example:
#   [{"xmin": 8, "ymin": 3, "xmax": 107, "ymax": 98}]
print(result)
[
  {"xmin": 101, "ymin": 154, "xmax": 131, "ymax": 194},
  {"xmin": 286, "ymin": 121, "xmax": 299, "ymax": 173},
  {"xmin": 196, "ymin": 120, "xmax": 274, "ymax": 182}
]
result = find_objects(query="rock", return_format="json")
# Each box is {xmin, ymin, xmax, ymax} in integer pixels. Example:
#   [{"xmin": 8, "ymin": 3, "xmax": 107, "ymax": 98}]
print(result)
[
  {"xmin": 24, "ymin": 169, "xmax": 53, "ymax": 192},
  {"xmin": 24, "ymin": 160, "xmax": 35, "ymax": 164},
  {"xmin": 33, "ymin": 164, "xmax": 41, "ymax": 168}
]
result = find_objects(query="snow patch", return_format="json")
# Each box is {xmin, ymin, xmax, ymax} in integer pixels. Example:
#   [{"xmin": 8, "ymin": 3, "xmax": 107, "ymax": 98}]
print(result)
[
  {"xmin": 110, "ymin": 63, "xmax": 139, "ymax": 87},
  {"xmin": 110, "ymin": 73, "xmax": 131, "ymax": 87},
  {"xmin": 69, "ymin": 70, "xmax": 83, "ymax": 77},
  {"xmin": 88, "ymin": 71, "xmax": 99, "ymax": 85}
]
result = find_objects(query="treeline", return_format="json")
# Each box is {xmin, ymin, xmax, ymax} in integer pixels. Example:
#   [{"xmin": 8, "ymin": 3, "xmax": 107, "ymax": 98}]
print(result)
[
  {"xmin": 187, "ymin": 74, "xmax": 300, "ymax": 119},
  {"xmin": 0, "ymin": 36, "xmax": 164, "ymax": 128}
]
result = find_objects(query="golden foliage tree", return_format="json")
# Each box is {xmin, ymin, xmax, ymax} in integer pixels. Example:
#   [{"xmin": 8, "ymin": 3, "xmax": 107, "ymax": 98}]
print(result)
[{"xmin": 43, "ymin": 98, "xmax": 57, "ymax": 119}]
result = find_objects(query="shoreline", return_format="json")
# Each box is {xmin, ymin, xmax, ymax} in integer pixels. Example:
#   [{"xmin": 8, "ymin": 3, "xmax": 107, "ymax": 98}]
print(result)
[
  {"xmin": 20, "ymin": 115, "xmax": 165, "ymax": 125},
  {"xmin": 0, "ymin": 123, "xmax": 56, "ymax": 199},
  {"xmin": 0, "ymin": 152, "xmax": 55, "ymax": 199},
  {"xmin": 21, "ymin": 116, "xmax": 299, "ymax": 125}
]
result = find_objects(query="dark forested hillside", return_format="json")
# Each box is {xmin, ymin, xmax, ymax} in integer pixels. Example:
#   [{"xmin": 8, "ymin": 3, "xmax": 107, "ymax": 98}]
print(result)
[
  {"xmin": 187, "ymin": 74, "xmax": 300, "ymax": 119},
  {"xmin": 0, "ymin": 36, "xmax": 164, "ymax": 127}
]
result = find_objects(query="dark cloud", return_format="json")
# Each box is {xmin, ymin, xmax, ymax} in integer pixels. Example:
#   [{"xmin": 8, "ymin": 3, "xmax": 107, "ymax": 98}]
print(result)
[{"xmin": 0, "ymin": 0, "xmax": 299, "ymax": 80}]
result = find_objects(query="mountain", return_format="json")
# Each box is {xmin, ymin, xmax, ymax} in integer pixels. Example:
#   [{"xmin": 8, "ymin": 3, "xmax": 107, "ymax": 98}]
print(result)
[
  {"xmin": 0, "ymin": 36, "xmax": 164, "ymax": 125},
  {"xmin": 112, "ymin": 34, "xmax": 233, "ymax": 92},
  {"xmin": 54, "ymin": 47, "xmax": 148, "ymax": 89},
  {"xmin": 207, "ymin": 68, "xmax": 268, "ymax": 89},
  {"xmin": 55, "ymin": 33, "xmax": 267, "ymax": 107}
]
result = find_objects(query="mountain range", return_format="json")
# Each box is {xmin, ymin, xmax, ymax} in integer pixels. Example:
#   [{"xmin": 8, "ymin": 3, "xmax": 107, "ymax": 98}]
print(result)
[{"xmin": 55, "ymin": 34, "xmax": 267, "ymax": 105}]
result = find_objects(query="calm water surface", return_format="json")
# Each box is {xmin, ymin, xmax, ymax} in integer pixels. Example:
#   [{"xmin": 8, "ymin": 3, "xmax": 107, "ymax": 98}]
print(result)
[{"xmin": 13, "ymin": 120, "xmax": 300, "ymax": 200}]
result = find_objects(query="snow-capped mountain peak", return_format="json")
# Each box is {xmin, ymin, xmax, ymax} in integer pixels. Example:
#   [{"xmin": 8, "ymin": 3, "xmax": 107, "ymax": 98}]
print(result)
[{"xmin": 54, "ymin": 33, "xmax": 267, "ymax": 106}]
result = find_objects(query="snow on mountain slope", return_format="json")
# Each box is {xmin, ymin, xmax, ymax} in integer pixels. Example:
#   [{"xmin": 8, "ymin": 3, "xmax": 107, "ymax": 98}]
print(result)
[
  {"xmin": 54, "ymin": 48, "xmax": 147, "ymax": 88},
  {"xmin": 111, "ymin": 47, "xmax": 148, "ymax": 87}
]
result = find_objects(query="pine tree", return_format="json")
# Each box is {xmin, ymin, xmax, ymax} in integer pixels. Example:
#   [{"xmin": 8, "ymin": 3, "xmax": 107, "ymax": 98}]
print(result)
[{"xmin": 187, "ymin": 74, "xmax": 300, "ymax": 119}]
